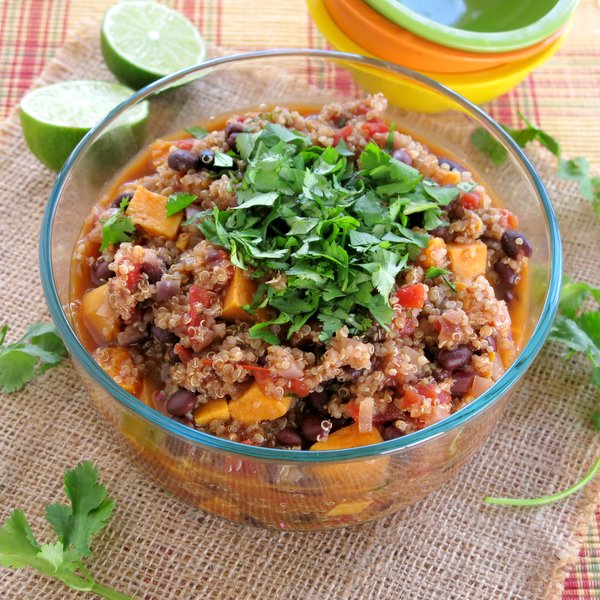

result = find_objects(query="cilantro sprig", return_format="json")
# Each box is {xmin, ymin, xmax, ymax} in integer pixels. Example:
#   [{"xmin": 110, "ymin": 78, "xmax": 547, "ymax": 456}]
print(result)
[
  {"xmin": 471, "ymin": 115, "xmax": 600, "ymax": 222},
  {"xmin": 0, "ymin": 323, "xmax": 67, "ymax": 393},
  {"xmin": 484, "ymin": 277, "xmax": 600, "ymax": 507},
  {"xmin": 100, "ymin": 199, "xmax": 135, "ymax": 251},
  {"xmin": 0, "ymin": 461, "xmax": 133, "ymax": 600},
  {"xmin": 198, "ymin": 126, "xmax": 452, "ymax": 342}
]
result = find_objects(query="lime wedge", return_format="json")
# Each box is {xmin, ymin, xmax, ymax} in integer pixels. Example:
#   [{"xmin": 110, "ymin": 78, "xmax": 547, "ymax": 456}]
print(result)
[
  {"xmin": 19, "ymin": 80, "xmax": 148, "ymax": 171},
  {"xmin": 101, "ymin": 1, "xmax": 206, "ymax": 90}
]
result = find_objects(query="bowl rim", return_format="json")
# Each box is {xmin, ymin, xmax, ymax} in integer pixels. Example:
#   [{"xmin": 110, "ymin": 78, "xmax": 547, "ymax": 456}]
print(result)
[
  {"xmin": 40, "ymin": 48, "xmax": 562, "ymax": 463},
  {"xmin": 362, "ymin": 0, "xmax": 578, "ymax": 53}
]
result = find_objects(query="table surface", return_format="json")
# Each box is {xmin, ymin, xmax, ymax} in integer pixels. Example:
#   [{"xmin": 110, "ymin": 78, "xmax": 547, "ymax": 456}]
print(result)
[{"xmin": 1, "ymin": 1, "xmax": 600, "ymax": 598}]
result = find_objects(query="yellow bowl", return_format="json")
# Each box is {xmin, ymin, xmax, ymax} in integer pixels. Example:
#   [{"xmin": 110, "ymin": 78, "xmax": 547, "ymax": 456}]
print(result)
[{"xmin": 307, "ymin": 0, "xmax": 567, "ymax": 112}]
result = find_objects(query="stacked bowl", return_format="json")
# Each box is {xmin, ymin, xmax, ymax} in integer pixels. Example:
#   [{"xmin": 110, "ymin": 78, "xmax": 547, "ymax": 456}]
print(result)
[{"xmin": 307, "ymin": 0, "xmax": 578, "ymax": 110}]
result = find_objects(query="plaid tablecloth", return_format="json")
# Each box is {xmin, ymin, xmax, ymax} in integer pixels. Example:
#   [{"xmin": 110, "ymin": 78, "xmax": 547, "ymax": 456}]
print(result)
[{"xmin": 1, "ymin": 1, "xmax": 600, "ymax": 597}]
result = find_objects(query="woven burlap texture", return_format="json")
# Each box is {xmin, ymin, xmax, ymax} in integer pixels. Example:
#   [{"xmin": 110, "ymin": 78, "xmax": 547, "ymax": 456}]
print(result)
[{"xmin": 1, "ymin": 20, "xmax": 599, "ymax": 600}]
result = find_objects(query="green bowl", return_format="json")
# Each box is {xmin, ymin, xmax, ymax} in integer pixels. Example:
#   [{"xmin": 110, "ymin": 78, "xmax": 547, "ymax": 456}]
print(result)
[{"xmin": 363, "ymin": 0, "xmax": 579, "ymax": 52}]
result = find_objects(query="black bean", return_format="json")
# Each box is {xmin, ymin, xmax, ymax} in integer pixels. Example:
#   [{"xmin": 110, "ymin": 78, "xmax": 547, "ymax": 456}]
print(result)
[
  {"xmin": 167, "ymin": 347, "xmax": 180, "ymax": 363},
  {"xmin": 198, "ymin": 149, "xmax": 215, "ymax": 168},
  {"xmin": 276, "ymin": 428, "xmax": 303, "ymax": 446},
  {"xmin": 486, "ymin": 336, "xmax": 497, "ymax": 352},
  {"xmin": 437, "ymin": 155, "xmax": 466, "ymax": 172},
  {"xmin": 166, "ymin": 390, "xmax": 197, "ymax": 416},
  {"xmin": 225, "ymin": 122, "xmax": 245, "ymax": 148},
  {"xmin": 446, "ymin": 199, "xmax": 465, "ymax": 220},
  {"xmin": 501, "ymin": 230, "xmax": 533, "ymax": 260},
  {"xmin": 91, "ymin": 259, "xmax": 112, "ymax": 286},
  {"xmin": 168, "ymin": 149, "xmax": 198, "ymax": 172},
  {"xmin": 504, "ymin": 290, "xmax": 516, "ymax": 304},
  {"xmin": 437, "ymin": 345, "xmax": 472, "ymax": 372},
  {"xmin": 432, "ymin": 367, "xmax": 450, "ymax": 382},
  {"xmin": 151, "ymin": 324, "xmax": 177, "ymax": 344},
  {"xmin": 117, "ymin": 325, "xmax": 148, "ymax": 347},
  {"xmin": 141, "ymin": 261, "xmax": 164, "ymax": 284},
  {"xmin": 392, "ymin": 148, "xmax": 413, "ymax": 165},
  {"xmin": 429, "ymin": 225, "xmax": 451, "ymax": 241},
  {"xmin": 307, "ymin": 390, "xmax": 329, "ymax": 415},
  {"xmin": 301, "ymin": 414, "xmax": 325, "ymax": 443},
  {"xmin": 451, "ymin": 370, "xmax": 475, "ymax": 398},
  {"xmin": 493, "ymin": 261, "xmax": 518, "ymax": 288},
  {"xmin": 110, "ymin": 192, "xmax": 133, "ymax": 209},
  {"xmin": 383, "ymin": 425, "xmax": 404, "ymax": 440}
]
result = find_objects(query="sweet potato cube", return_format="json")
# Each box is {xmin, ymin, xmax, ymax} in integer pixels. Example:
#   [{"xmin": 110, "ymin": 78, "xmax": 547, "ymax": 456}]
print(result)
[
  {"xmin": 311, "ymin": 424, "xmax": 388, "ymax": 496},
  {"xmin": 326, "ymin": 500, "xmax": 372, "ymax": 517},
  {"xmin": 222, "ymin": 267, "xmax": 258, "ymax": 322},
  {"xmin": 92, "ymin": 347, "xmax": 140, "ymax": 395},
  {"xmin": 81, "ymin": 283, "xmax": 119, "ymax": 344},
  {"xmin": 446, "ymin": 241, "xmax": 487, "ymax": 279},
  {"xmin": 193, "ymin": 398, "xmax": 231, "ymax": 427},
  {"xmin": 139, "ymin": 377, "xmax": 159, "ymax": 407},
  {"xmin": 420, "ymin": 237, "xmax": 447, "ymax": 269},
  {"xmin": 126, "ymin": 185, "xmax": 182, "ymax": 240},
  {"xmin": 311, "ymin": 423, "xmax": 383, "ymax": 451},
  {"xmin": 229, "ymin": 382, "xmax": 291, "ymax": 425}
]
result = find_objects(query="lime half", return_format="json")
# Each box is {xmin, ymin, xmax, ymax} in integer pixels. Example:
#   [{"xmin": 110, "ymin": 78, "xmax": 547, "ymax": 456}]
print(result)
[
  {"xmin": 19, "ymin": 80, "xmax": 148, "ymax": 171},
  {"xmin": 101, "ymin": 1, "xmax": 206, "ymax": 90}
]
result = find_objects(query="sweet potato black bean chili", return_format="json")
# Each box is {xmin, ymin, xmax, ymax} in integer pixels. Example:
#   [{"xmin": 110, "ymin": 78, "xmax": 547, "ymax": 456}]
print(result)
[{"xmin": 71, "ymin": 94, "xmax": 531, "ymax": 451}]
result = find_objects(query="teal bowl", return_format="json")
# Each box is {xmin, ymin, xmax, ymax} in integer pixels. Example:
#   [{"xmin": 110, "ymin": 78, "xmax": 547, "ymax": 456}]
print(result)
[{"xmin": 363, "ymin": 0, "xmax": 579, "ymax": 52}]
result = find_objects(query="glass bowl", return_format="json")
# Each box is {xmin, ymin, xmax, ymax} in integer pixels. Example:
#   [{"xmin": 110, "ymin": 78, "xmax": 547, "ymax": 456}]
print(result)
[{"xmin": 40, "ymin": 50, "xmax": 561, "ymax": 531}]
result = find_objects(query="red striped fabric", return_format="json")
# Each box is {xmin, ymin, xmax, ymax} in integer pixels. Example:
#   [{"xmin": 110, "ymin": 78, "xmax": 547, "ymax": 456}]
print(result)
[{"xmin": 1, "ymin": 1, "xmax": 600, "ymax": 598}]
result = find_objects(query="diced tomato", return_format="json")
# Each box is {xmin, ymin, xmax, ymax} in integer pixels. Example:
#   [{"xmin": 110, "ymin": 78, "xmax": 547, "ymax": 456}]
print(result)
[
  {"xmin": 393, "ymin": 284, "xmax": 427, "ymax": 310},
  {"xmin": 397, "ymin": 387, "xmax": 422, "ymax": 411},
  {"xmin": 362, "ymin": 122, "xmax": 389, "ymax": 137},
  {"xmin": 254, "ymin": 370, "xmax": 310, "ymax": 397},
  {"xmin": 460, "ymin": 191, "xmax": 481, "ymax": 210},
  {"xmin": 174, "ymin": 343, "xmax": 193, "ymax": 364},
  {"xmin": 346, "ymin": 400, "xmax": 359, "ymax": 421},
  {"xmin": 176, "ymin": 139, "xmax": 195, "ymax": 150},
  {"xmin": 288, "ymin": 378, "xmax": 311, "ymax": 397},
  {"xmin": 332, "ymin": 124, "xmax": 353, "ymax": 145},
  {"xmin": 188, "ymin": 285, "xmax": 212, "ymax": 327},
  {"xmin": 125, "ymin": 263, "xmax": 142, "ymax": 290}
]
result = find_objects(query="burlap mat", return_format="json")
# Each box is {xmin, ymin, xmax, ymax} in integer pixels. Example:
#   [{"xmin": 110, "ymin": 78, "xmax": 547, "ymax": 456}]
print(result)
[{"xmin": 1, "ymin": 19, "xmax": 599, "ymax": 600}]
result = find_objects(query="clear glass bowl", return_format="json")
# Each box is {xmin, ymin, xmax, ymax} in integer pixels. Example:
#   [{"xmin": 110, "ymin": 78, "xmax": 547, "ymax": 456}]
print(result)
[{"xmin": 40, "ymin": 50, "xmax": 562, "ymax": 531}]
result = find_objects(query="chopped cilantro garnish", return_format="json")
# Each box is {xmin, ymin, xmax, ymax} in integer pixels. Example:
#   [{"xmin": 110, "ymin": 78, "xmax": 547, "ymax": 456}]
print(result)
[
  {"xmin": 99, "ymin": 199, "xmax": 135, "ymax": 251},
  {"xmin": 166, "ymin": 192, "xmax": 197, "ymax": 216},
  {"xmin": 184, "ymin": 125, "xmax": 209, "ymax": 139},
  {"xmin": 214, "ymin": 150, "xmax": 234, "ymax": 168},
  {"xmin": 470, "ymin": 128, "xmax": 509, "ymax": 167},
  {"xmin": 425, "ymin": 266, "xmax": 456, "ymax": 292},
  {"xmin": 199, "ymin": 130, "xmax": 454, "ymax": 342}
]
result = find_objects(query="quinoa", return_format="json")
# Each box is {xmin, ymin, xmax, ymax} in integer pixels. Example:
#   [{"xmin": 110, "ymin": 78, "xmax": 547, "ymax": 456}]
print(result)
[{"xmin": 72, "ymin": 94, "xmax": 532, "ymax": 450}]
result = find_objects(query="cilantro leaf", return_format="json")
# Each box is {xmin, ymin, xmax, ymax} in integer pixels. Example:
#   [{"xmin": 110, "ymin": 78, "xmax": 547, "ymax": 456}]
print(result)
[
  {"xmin": 470, "ymin": 128, "xmax": 509, "ymax": 167},
  {"xmin": 166, "ymin": 192, "xmax": 197, "ymax": 217},
  {"xmin": 0, "ymin": 323, "xmax": 67, "ymax": 393},
  {"xmin": 184, "ymin": 125, "xmax": 208, "ymax": 140},
  {"xmin": 0, "ymin": 462, "xmax": 133, "ymax": 600},
  {"xmin": 100, "ymin": 200, "xmax": 135, "ymax": 251},
  {"xmin": 506, "ymin": 112, "xmax": 561, "ymax": 158},
  {"xmin": 45, "ymin": 461, "xmax": 116, "ymax": 558},
  {"xmin": 214, "ymin": 150, "xmax": 234, "ymax": 168},
  {"xmin": 425, "ymin": 267, "xmax": 451, "ymax": 279}
]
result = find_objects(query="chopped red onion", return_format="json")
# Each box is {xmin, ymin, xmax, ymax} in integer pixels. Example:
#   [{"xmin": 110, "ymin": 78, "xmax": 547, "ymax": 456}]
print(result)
[{"xmin": 156, "ymin": 279, "xmax": 180, "ymax": 302}]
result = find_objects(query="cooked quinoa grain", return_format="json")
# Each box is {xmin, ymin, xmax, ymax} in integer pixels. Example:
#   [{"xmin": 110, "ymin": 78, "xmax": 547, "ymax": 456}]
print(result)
[{"xmin": 72, "ymin": 95, "xmax": 530, "ymax": 450}]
